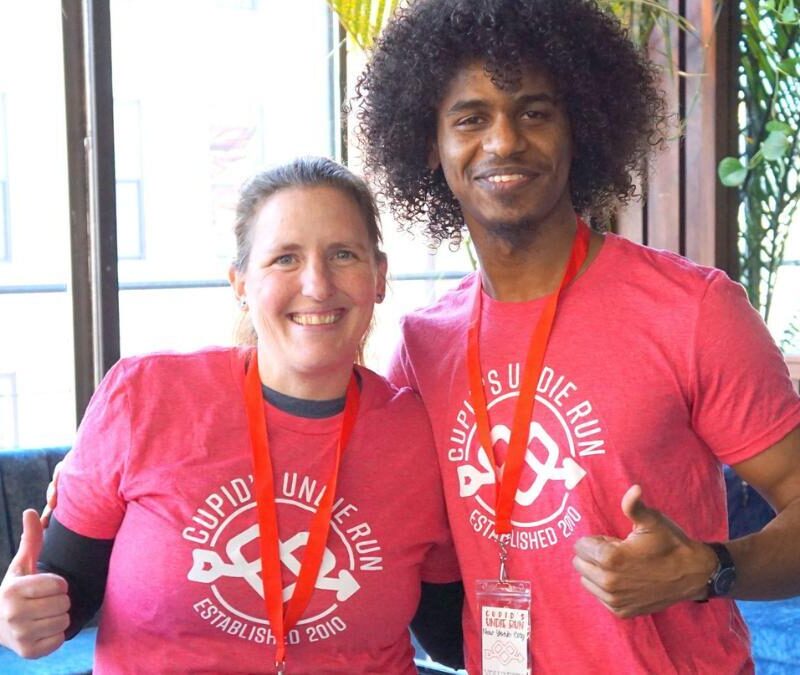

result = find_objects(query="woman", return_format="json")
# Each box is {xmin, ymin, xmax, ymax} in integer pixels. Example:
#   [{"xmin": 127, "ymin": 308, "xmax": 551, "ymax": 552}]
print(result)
[{"xmin": 0, "ymin": 157, "xmax": 460, "ymax": 673}]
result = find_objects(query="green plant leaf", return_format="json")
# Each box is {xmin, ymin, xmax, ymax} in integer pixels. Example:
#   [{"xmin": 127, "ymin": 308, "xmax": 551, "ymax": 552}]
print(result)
[
  {"xmin": 782, "ymin": 4, "xmax": 798, "ymax": 23},
  {"xmin": 766, "ymin": 119, "xmax": 793, "ymax": 134},
  {"xmin": 761, "ymin": 130, "xmax": 791, "ymax": 159},
  {"xmin": 718, "ymin": 157, "xmax": 748, "ymax": 186},
  {"xmin": 778, "ymin": 57, "xmax": 800, "ymax": 76}
]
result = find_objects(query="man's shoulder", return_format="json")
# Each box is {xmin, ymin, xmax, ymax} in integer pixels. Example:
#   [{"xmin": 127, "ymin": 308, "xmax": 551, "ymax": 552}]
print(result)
[{"xmin": 604, "ymin": 233, "xmax": 728, "ymax": 297}]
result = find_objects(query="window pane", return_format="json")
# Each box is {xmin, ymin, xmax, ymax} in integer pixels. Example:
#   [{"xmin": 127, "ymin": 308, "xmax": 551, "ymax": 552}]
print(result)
[
  {"xmin": 769, "ymin": 218, "xmax": 800, "ymax": 355},
  {"xmin": 0, "ymin": 372, "xmax": 17, "ymax": 449},
  {"xmin": 111, "ymin": 0, "xmax": 336, "ymax": 355},
  {"xmin": 0, "ymin": 93, "xmax": 7, "ymax": 261},
  {"xmin": 116, "ymin": 179, "xmax": 144, "ymax": 259},
  {"xmin": 0, "ymin": 182, "xmax": 7, "ymax": 262},
  {"xmin": 0, "ymin": 2, "xmax": 75, "ymax": 450}
]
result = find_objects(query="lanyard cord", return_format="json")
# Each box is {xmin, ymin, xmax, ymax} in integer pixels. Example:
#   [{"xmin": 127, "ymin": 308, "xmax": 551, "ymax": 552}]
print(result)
[
  {"xmin": 466, "ymin": 219, "xmax": 591, "ymax": 536},
  {"xmin": 243, "ymin": 353, "xmax": 360, "ymax": 670}
]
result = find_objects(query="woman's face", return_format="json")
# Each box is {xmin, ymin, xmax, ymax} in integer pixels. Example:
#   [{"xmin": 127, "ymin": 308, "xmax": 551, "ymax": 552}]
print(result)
[{"xmin": 230, "ymin": 186, "xmax": 386, "ymax": 392}]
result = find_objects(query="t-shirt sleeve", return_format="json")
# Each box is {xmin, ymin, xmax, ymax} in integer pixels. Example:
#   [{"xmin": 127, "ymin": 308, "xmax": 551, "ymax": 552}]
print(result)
[
  {"xmin": 55, "ymin": 360, "xmax": 131, "ymax": 539},
  {"xmin": 420, "ymin": 537, "xmax": 461, "ymax": 584},
  {"xmin": 385, "ymin": 322, "xmax": 419, "ymax": 392},
  {"xmin": 690, "ymin": 271, "xmax": 800, "ymax": 465}
]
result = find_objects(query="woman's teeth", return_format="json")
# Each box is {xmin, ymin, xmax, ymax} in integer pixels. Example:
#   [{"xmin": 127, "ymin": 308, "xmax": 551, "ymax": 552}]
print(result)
[{"xmin": 290, "ymin": 312, "xmax": 341, "ymax": 326}]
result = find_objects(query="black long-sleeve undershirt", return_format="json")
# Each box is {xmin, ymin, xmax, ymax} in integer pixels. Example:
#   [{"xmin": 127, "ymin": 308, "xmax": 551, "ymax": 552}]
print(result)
[{"xmin": 38, "ymin": 515, "xmax": 112, "ymax": 639}]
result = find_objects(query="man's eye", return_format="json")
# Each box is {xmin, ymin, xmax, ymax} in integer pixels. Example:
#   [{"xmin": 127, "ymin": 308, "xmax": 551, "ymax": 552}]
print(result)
[
  {"xmin": 456, "ymin": 115, "xmax": 484, "ymax": 126},
  {"xmin": 523, "ymin": 109, "xmax": 548, "ymax": 121},
  {"xmin": 273, "ymin": 254, "xmax": 296, "ymax": 266},
  {"xmin": 334, "ymin": 249, "xmax": 356, "ymax": 261}
]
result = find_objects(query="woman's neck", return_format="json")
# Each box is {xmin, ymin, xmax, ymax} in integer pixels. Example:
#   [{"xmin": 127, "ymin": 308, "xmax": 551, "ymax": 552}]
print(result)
[{"xmin": 257, "ymin": 351, "xmax": 353, "ymax": 401}]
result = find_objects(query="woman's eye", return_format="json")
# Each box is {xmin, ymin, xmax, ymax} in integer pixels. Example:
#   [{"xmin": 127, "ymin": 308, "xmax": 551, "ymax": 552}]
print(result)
[{"xmin": 273, "ymin": 254, "xmax": 296, "ymax": 266}]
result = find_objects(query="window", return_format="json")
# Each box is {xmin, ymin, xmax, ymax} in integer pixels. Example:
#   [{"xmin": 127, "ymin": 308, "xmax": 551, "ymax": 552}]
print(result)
[
  {"xmin": 769, "ymin": 221, "xmax": 800, "ymax": 354},
  {"xmin": 112, "ymin": 0, "xmax": 337, "ymax": 357},
  {"xmin": 115, "ymin": 100, "xmax": 145, "ymax": 260},
  {"xmin": 0, "ymin": 1, "xmax": 75, "ymax": 451},
  {"xmin": 0, "ymin": 373, "xmax": 18, "ymax": 450},
  {"xmin": 0, "ymin": 93, "xmax": 8, "ymax": 262}
]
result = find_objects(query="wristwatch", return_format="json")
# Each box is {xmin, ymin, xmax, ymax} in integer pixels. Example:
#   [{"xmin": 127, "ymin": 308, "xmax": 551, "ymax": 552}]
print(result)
[{"xmin": 704, "ymin": 542, "xmax": 737, "ymax": 599}]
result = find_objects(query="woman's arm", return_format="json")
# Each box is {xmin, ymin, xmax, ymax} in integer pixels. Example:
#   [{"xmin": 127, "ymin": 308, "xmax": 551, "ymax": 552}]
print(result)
[
  {"xmin": 38, "ymin": 515, "xmax": 113, "ymax": 639},
  {"xmin": 411, "ymin": 581, "xmax": 465, "ymax": 670}
]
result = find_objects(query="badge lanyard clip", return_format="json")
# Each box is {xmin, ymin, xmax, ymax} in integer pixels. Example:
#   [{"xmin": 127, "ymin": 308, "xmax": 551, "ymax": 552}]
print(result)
[{"xmin": 498, "ymin": 533, "xmax": 511, "ymax": 584}]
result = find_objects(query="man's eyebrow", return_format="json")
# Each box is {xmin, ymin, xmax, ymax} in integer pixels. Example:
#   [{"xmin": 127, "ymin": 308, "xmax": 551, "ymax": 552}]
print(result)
[
  {"xmin": 516, "ymin": 93, "xmax": 559, "ymax": 106},
  {"xmin": 444, "ymin": 99, "xmax": 490, "ymax": 115},
  {"xmin": 444, "ymin": 92, "xmax": 559, "ymax": 116}
]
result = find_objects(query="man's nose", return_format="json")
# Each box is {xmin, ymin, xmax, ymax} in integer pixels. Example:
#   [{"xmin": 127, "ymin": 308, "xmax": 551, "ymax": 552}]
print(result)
[{"xmin": 482, "ymin": 116, "xmax": 526, "ymax": 157}]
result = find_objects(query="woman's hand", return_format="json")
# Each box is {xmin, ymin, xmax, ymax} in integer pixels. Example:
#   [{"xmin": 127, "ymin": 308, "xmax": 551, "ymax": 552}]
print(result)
[
  {"xmin": 40, "ymin": 460, "xmax": 63, "ymax": 529},
  {"xmin": 0, "ymin": 509, "xmax": 70, "ymax": 658}
]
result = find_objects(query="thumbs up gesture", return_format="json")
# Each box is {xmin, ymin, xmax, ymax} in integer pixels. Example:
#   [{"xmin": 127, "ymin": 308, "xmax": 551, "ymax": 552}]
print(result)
[
  {"xmin": 0, "ymin": 509, "xmax": 70, "ymax": 658},
  {"xmin": 572, "ymin": 485, "xmax": 717, "ymax": 618}
]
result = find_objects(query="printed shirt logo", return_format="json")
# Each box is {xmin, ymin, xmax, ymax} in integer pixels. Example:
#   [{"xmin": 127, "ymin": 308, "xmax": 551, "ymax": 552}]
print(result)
[
  {"xmin": 182, "ymin": 472, "xmax": 383, "ymax": 646},
  {"xmin": 449, "ymin": 363, "xmax": 606, "ymax": 550}
]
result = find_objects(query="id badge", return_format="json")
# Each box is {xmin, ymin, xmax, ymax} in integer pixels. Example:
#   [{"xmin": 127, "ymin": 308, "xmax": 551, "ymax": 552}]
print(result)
[{"xmin": 476, "ymin": 579, "xmax": 532, "ymax": 675}]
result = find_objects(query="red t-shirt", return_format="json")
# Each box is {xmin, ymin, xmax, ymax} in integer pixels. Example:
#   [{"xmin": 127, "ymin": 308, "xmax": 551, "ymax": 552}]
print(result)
[
  {"xmin": 57, "ymin": 347, "xmax": 458, "ymax": 674},
  {"xmin": 388, "ymin": 233, "xmax": 800, "ymax": 674}
]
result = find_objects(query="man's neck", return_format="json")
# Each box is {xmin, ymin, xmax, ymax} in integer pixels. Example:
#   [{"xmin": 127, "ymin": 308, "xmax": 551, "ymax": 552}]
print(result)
[{"xmin": 470, "ymin": 212, "xmax": 582, "ymax": 302}]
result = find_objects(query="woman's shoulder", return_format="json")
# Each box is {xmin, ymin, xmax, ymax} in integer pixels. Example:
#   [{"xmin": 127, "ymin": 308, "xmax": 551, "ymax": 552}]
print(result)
[
  {"xmin": 109, "ymin": 346, "xmax": 247, "ymax": 392},
  {"xmin": 355, "ymin": 365, "xmax": 429, "ymax": 419}
]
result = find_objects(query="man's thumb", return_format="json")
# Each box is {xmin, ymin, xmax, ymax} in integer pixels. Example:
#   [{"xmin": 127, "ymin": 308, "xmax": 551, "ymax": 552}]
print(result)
[
  {"xmin": 11, "ymin": 509, "xmax": 44, "ymax": 576},
  {"xmin": 621, "ymin": 484, "xmax": 659, "ymax": 530}
]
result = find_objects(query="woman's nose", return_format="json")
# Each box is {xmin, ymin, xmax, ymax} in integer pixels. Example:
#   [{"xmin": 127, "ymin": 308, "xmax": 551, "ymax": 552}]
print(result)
[{"xmin": 300, "ymin": 258, "xmax": 335, "ymax": 301}]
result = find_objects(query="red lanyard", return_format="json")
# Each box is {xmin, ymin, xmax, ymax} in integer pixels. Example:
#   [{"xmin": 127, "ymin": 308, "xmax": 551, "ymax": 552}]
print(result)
[
  {"xmin": 466, "ymin": 219, "xmax": 591, "ymax": 536},
  {"xmin": 243, "ymin": 352, "xmax": 360, "ymax": 672}
]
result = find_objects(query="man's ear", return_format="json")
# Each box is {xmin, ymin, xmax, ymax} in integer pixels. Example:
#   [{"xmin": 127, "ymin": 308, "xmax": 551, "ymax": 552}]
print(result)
[{"xmin": 427, "ymin": 138, "xmax": 441, "ymax": 171}]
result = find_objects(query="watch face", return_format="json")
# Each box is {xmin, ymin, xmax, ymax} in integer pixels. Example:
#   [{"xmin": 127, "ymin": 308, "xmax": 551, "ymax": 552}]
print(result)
[{"xmin": 713, "ymin": 568, "xmax": 736, "ymax": 596}]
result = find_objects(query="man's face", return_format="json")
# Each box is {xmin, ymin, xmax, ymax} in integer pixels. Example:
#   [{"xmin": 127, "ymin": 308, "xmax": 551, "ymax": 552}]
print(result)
[{"xmin": 431, "ymin": 61, "xmax": 574, "ymax": 240}]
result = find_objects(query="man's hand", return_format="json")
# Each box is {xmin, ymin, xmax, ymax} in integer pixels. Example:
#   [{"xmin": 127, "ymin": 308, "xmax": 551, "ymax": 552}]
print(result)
[
  {"xmin": 0, "ymin": 509, "xmax": 70, "ymax": 658},
  {"xmin": 572, "ymin": 485, "xmax": 717, "ymax": 618}
]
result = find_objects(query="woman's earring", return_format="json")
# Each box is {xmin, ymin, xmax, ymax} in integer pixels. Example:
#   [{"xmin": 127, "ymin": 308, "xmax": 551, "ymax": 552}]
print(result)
[{"xmin": 239, "ymin": 298, "xmax": 248, "ymax": 310}]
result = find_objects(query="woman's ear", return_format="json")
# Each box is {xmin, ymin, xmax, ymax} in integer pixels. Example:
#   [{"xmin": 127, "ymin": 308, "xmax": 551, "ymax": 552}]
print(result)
[
  {"xmin": 375, "ymin": 253, "xmax": 388, "ymax": 302},
  {"xmin": 228, "ymin": 264, "xmax": 246, "ymax": 305}
]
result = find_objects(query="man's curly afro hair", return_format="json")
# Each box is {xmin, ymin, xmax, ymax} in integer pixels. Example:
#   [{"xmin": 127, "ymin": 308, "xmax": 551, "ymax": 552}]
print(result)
[{"xmin": 355, "ymin": 0, "xmax": 669, "ymax": 246}]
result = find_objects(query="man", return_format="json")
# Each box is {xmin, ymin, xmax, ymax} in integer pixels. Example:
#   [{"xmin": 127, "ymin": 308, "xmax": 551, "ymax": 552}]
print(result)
[{"xmin": 356, "ymin": 0, "xmax": 800, "ymax": 672}]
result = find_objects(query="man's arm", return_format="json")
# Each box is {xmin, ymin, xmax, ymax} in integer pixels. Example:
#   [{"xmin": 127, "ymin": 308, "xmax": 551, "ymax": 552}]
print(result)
[
  {"xmin": 571, "ymin": 425, "xmax": 800, "ymax": 617},
  {"xmin": 724, "ymin": 425, "xmax": 800, "ymax": 598}
]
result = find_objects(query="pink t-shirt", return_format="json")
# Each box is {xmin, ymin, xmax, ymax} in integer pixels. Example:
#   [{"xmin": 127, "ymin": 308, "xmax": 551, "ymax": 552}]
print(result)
[
  {"xmin": 56, "ymin": 347, "xmax": 458, "ymax": 674},
  {"xmin": 388, "ymin": 233, "xmax": 800, "ymax": 674}
]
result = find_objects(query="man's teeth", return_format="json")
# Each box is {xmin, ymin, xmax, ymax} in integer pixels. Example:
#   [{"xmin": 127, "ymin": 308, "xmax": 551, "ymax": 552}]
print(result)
[
  {"xmin": 487, "ymin": 174, "xmax": 527, "ymax": 183},
  {"xmin": 291, "ymin": 312, "xmax": 341, "ymax": 325}
]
